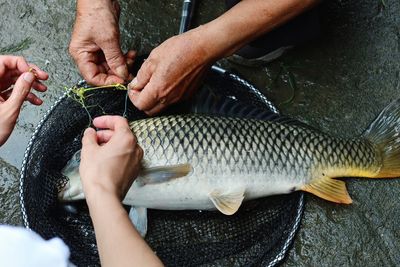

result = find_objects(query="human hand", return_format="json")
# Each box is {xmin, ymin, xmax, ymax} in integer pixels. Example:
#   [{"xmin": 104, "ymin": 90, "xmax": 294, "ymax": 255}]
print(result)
[
  {"xmin": 0, "ymin": 56, "xmax": 48, "ymax": 145},
  {"xmin": 69, "ymin": 0, "xmax": 136, "ymax": 86},
  {"xmin": 80, "ymin": 115, "xmax": 143, "ymax": 202},
  {"xmin": 127, "ymin": 29, "xmax": 212, "ymax": 115}
]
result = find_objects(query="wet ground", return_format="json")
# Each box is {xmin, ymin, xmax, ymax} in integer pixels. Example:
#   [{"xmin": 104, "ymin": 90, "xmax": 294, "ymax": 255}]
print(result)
[{"xmin": 0, "ymin": 0, "xmax": 399, "ymax": 266}]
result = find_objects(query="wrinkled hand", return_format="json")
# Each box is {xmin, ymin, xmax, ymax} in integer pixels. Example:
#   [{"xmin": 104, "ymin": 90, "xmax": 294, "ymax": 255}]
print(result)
[
  {"xmin": 128, "ymin": 30, "xmax": 212, "ymax": 115},
  {"xmin": 69, "ymin": 0, "xmax": 135, "ymax": 85},
  {"xmin": 80, "ymin": 115, "xmax": 143, "ymax": 202},
  {"xmin": 0, "ymin": 56, "xmax": 48, "ymax": 145}
]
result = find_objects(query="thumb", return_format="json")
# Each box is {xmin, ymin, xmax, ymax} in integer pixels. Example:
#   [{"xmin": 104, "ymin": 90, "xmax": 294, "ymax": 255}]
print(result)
[
  {"xmin": 82, "ymin": 128, "xmax": 98, "ymax": 148},
  {"xmin": 8, "ymin": 72, "xmax": 35, "ymax": 107},
  {"xmin": 103, "ymin": 44, "xmax": 128, "ymax": 81}
]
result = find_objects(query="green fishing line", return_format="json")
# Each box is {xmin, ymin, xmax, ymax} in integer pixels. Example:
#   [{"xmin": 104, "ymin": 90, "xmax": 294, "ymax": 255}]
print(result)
[{"xmin": 66, "ymin": 83, "xmax": 128, "ymax": 126}]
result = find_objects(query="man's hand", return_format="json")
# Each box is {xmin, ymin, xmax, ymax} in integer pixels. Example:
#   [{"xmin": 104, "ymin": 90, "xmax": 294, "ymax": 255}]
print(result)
[
  {"xmin": 69, "ymin": 0, "xmax": 135, "ymax": 86},
  {"xmin": 80, "ymin": 115, "xmax": 143, "ymax": 202},
  {"xmin": 0, "ymin": 56, "xmax": 48, "ymax": 145},
  {"xmin": 127, "ymin": 29, "xmax": 211, "ymax": 116},
  {"xmin": 127, "ymin": 0, "xmax": 319, "ymax": 116}
]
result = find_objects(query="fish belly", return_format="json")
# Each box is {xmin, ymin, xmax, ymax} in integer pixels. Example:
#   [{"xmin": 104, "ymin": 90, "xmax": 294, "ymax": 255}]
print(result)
[{"xmin": 122, "ymin": 172, "xmax": 303, "ymax": 211}]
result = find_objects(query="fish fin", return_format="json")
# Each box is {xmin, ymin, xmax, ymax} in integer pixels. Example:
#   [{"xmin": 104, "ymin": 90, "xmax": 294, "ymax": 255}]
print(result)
[
  {"xmin": 209, "ymin": 188, "xmax": 245, "ymax": 215},
  {"xmin": 363, "ymin": 98, "xmax": 400, "ymax": 178},
  {"xmin": 139, "ymin": 163, "xmax": 192, "ymax": 185},
  {"xmin": 129, "ymin": 207, "xmax": 148, "ymax": 237},
  {"xmin": 301, "ymin": 176, "xmax": 352, "ymax": 204},
  {"xmin": 189, "ymin": 86, "xmax": 315, "ymax": 129}
]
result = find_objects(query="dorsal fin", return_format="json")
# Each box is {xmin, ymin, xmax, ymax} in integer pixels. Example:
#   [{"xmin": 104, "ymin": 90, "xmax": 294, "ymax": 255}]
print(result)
[{"xmin": 189, "ymin": 86, "xmax": 314, "ymax": 130}]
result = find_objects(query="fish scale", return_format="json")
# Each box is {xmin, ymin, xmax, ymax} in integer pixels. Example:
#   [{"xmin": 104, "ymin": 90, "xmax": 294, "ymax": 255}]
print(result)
[
  {"xmin": 130, "ymin": 115, "xmax": 377, "ymax": 188},
  {"xmin": 61, "ymin": 99, "xmax": 400, "ymax": 215}
]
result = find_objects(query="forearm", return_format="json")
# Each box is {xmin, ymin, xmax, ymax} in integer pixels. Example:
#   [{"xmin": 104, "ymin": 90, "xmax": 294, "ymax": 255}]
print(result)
[
  {"xmin": 77, "ymin": 0, "xmax": 114, "ymax": 12},
  {"xmin": 196, "ymin": 0, "xmax": 319, "ymax": 60},
  {"xmin": 87, "ymin": 189, "xmax": 163, "ymax": 267},
  {"xmin": 76, "ymin": 0, "xmax": 118, "ymax": 22}
]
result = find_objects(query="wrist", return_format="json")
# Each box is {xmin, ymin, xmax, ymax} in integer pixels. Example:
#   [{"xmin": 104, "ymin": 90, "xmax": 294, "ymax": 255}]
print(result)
[
  {"xmin": 184, "ymin": 25, "xmax": 226, "ymax": 64},
  {"xmin": 77, "ymin": 0, "xmax": 115, "ymax": 8},
  {"xmin": 86, "ymin": 187, "xmax": 127, "ymax": 221},
  {"xmin": 84, "ymin": 181, "xmax": 120, "ymax": 207},
  {"xmin": 192, "ymin": 20, "xmax": 243, "ymax": 62},
  {"xmin": 76, "ymin": 0, "xmax": 118, "ymax": 17}
]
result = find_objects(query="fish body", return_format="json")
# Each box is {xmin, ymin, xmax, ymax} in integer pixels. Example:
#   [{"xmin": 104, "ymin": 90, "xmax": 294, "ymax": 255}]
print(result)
[
  {"xmin": 60, "ymin": 97, "xmax": 400, "ymax": 216},
  {"xmin": 124, "ymin": 115, "xmax": 375, "ymax": 211}
]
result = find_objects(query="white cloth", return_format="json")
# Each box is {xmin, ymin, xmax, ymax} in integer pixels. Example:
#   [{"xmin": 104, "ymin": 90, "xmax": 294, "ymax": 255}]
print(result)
[{"xmin": 0, "ymin": 225, "xmax": 74, "ymax": 267}]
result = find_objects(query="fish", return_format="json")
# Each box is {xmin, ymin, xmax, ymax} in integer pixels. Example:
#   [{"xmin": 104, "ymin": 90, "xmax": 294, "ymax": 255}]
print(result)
[{"xmin": 59, "ymin": 99, "xmax": 400, "ymax": 235}]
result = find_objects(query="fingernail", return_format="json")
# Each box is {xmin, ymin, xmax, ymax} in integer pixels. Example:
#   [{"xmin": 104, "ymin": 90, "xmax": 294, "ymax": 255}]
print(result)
[
  {"xmin": 28, "ymin": 67, "xmax": 38, "ymax": 78},
  {"xmin": 84, "ymin": 127, "xmax": 93, "ymax": 135},
  {"xmin": 116, "ymin": 65, "xmax": 128, "ymax": 80},
  {"xmin": 23, "ymin": 72, "xmax": 35, "ymax": 83},
  {"xmin": 35, "ymin": 98, "xmax": 43, "ymax": 105},
  {"xmin": 126, "ymin": 58, "xmax": 134, "ymax": 66},
  {"xmin": 128, "ymin": 77, "xmax": 137, "ymax": 90}
]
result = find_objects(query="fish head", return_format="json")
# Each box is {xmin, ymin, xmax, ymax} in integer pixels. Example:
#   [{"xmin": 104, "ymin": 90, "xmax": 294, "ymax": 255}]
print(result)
[{"xmin": 58, "ymin": 150, "xmax": 85, "ymax": 201}]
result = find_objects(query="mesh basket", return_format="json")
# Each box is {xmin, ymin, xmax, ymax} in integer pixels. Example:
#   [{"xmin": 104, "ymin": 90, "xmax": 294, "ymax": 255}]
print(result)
[{"xmin": 20, "ymin": 60, "xmax": 304, "ymax": 267}]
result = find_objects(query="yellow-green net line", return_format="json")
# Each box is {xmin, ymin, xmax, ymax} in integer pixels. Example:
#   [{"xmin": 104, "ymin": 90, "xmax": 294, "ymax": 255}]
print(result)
[{"xmin": 66, "ymin": 83, "xmax": 128, "ymax": 126}]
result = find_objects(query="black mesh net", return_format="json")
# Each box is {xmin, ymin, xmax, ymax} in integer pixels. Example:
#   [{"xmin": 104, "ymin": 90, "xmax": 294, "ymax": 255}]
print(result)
[{"xmin": 20, "ymin": 59, "xmax": 304, "ymax": 267}]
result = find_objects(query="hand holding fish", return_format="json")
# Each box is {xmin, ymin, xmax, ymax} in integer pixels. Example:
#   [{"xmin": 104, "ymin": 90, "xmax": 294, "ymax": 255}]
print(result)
[
  {"xmin": 80, "ymin": 115, "xmax": 143, "ymax": 202},
  {"xmin": 69, "ymin": 0, "xmax": 135, "ymax": 86},
  {"xmin": 80, "ymin": 115, "xmax": 163, "ymax": 267},
  {"xmin": 128, "ymin": 29, "xmax": 211, "ymax": 115},
  {"xmin": 0, "ymin": 55, "xmax": 48, "ymax": 146}
]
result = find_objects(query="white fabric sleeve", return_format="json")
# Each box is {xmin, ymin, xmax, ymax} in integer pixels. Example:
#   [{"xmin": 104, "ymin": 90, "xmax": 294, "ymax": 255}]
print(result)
[{"xmin": 0, "ymin": 225, "xmax": 75, "ymax": 267}]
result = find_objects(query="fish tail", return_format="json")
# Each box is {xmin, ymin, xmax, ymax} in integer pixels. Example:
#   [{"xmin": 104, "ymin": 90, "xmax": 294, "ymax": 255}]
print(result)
[{"xmin": 363, "ymin": 98, "xmax": 400, "ymax": 178}]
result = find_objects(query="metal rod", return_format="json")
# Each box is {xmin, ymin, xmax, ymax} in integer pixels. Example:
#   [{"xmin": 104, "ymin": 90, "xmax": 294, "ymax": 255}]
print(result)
[{"xmin": 179, "ymin": 0, "xmax": 195, "ymax": 34}]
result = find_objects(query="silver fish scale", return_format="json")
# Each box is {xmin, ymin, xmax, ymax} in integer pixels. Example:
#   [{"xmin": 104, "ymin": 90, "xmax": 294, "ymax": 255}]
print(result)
[{"xmin": 130, "ymin": 115, "xmax": 381, "ymax": 183}]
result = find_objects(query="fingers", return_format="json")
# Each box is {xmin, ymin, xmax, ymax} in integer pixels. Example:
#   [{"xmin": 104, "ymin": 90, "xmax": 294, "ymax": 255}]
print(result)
[
  {"xmin": 7, "ymin": 72, "xmax": 36, "ymax": 108},
  {"xmin": 127, "ymin": 62, "xmax": 152, "ymax": 91},
  {"xmin": 129, "ymin": 86, "xmax": 159, "ymax": 113},
  {"xmin": 92, "ymin": 115, "xmax": 129, "ymax": 131},
  {"xmin": 102, "ymin": 42, "xmax": 129, "ymax": 81},
  {"xmin": 0, "ymin": 56, "xmax": 48, "ymax": 78},
  {"xmin": 96, "ymin": 129, "xmax": 113, "ymax": 144},
  {"xmin": 82, "ymin": 127, "xmax": 98, "ymax": 147},
  {"xmin": 125, "ymin": 50, "xmax": 137, "ymax": 68},
  {"xmin": 0, "ymin": 56, "xmax": 30, "ymax": 76},
  {"xmin": 128, "ymin": 61, "xmax": 157, "ymax": 112},
  {"xmin": 32, "ymin": 80, "xmax": 47, "ymax": 92},
  {"xmin": 145, "ymin": 102, "xmax": 166, "ymax": 116},
  {"xmin": 0, "ymin": 57, "xmax": 48, "ymax": 91},
  {"xmin": 25, "ymin": 92, "xmax": 43, "ymax": 106},
  {"xmin": 28, "ymin": 64, "xmax": 49, "ymax": 81},
  {"xmin": 1, "ymin": 74, "xmax": 47, "ymax": 93},
  {"xmin": 92, "ymin": 116, "xmax": 137, "ymax": 150},
  {"xmin": 91, "ymin": 72, "xmax": 125, "ymax": 86},
  {"xmin": 76, "ymin": 56, "xmax": 125, "ymax": 86}
]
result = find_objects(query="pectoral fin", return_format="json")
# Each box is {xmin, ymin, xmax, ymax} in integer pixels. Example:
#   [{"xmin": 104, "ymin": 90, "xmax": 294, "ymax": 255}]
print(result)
[
  {"xmin": 129, "ymin": 207, "xmax": 148, "ymax": 237},
  {"xmin": 139, "ymin": 163, "xmax": 192, "ymax": 185},
  {"xmin": 301, "ymin": 176, "xmax": 352, "ymax": 204},
  {"xmin": 209, "ymin": 188, "xmax": 245, "ymax": 215}
]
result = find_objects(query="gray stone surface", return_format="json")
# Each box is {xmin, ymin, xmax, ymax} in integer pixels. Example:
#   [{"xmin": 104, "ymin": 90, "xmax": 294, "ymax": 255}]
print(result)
[{"xmin": 0, "ymin": 0, "xmax": 398, "ymax": 266}]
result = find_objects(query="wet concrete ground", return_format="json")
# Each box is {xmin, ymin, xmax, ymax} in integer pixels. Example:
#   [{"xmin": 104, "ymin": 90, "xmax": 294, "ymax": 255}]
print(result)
[{"xmin": 0, "ymin": 0, "xmax": 399, "ymax": 266}]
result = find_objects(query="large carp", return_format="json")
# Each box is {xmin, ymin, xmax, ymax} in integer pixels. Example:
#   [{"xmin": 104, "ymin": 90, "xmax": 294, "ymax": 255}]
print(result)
[{"xmin": 59, "ymin": 99, "xmax": 400, "ymax": 233}]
